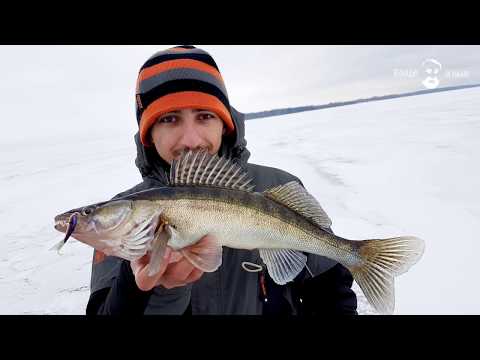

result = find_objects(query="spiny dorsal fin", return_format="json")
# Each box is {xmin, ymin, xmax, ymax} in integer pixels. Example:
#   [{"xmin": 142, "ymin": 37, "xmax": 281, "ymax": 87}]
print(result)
[
  {"xmin": 263, "ymin": 181, "xmax": 332, "ymax": 229},
  {"xmin": 168, "ymin": 149, "xmax": 255, "ymax": 192}
]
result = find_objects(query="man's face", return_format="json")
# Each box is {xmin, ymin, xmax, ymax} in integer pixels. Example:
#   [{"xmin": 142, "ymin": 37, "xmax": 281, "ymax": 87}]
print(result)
[{"xmin": 150, "ymin": 108, "xmax": 225, "ymax": 164}]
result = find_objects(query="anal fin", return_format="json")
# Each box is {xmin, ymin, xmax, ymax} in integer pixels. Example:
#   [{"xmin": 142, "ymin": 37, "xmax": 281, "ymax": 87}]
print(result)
[{"xmin": 259, "ymin": 248, "xmax": 307, "ymax": 285}]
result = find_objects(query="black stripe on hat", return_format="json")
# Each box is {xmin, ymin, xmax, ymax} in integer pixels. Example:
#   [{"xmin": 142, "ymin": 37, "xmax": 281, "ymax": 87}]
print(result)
[
  {"xmin": 174, "ymin": 45, "xmax": 196, "ymax": 50},
  {"xmin": 141, "ymin": 53, "xmax": 220, "ymax": 72},
  {"xmin": 136, "ymin": 79, "xmax": 231, "ymax": 124}
]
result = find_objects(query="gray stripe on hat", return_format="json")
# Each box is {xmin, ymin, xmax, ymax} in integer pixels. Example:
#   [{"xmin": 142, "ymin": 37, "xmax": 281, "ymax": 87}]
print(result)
[
  {"xmin": 147, "ymin": 47, "xmax": 209, "ymax": 61},
  {"xmin": 138, "ymin": 67, "xmax": 228, "ymax": 98}
]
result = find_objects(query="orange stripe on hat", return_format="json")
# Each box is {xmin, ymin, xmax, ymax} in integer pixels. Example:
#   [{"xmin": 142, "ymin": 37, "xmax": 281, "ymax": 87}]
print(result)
[
  {"xmin": 139, "ymin": 91, "xmax": 235, "ymax": 146},
  {"xmin": 137, "ymin": 59, "xmax": 224, "ymax": 92}
]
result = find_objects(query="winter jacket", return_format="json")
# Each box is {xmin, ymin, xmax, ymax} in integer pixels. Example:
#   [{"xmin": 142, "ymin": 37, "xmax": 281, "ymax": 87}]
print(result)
[{"xmin": 86, "ymin": 107, "xmax": 357, "ymax": 315}]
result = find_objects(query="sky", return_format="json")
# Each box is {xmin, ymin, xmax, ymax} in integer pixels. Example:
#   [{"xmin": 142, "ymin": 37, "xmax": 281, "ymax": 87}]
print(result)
[{"xmin": 0, "ymin": 45, "xmax": 479, "ymax": 145}]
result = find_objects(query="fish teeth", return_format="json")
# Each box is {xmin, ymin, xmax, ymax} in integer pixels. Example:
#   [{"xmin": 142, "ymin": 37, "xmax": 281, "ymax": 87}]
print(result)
[{"xmin": 55, "ymin": 219, "xmax": 68, "ymax": 227}]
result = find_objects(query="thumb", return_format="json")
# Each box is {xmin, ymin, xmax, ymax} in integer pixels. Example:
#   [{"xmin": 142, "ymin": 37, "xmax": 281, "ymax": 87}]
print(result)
[
  {"xmin": 131, "ymin": 252, "xmax": 150, "ymax": 277},
  {"xmin": 135, "ymin": 248, "xmax": 172, "ymax": 291}
]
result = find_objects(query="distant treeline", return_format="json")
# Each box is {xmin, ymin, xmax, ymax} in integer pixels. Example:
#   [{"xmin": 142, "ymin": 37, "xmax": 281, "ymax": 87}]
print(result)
[{"xmin": 244, "ymin": 84, "xmax": 480, "ymax": 120}]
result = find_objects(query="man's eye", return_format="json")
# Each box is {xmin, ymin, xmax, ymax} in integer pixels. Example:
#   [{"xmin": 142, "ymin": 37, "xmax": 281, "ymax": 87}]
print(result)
[
  {"xmin": 198, "ymin": 113, "xmax": 216, "ymax": 120},
  {"xmin": 158, "ymin": 115, "xmax": 177, "ymax": 124}
]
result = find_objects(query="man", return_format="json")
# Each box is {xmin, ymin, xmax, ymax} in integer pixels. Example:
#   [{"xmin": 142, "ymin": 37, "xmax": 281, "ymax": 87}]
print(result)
[{"xmin": 86, "ymin": 45, "xmax": 357, "ymax": 315}]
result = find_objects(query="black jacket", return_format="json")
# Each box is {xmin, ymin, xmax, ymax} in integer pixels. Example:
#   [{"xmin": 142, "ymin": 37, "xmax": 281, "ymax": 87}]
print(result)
[{"xmin": 86, "ymin": 107, "xmax": 357, "ymax": 315}]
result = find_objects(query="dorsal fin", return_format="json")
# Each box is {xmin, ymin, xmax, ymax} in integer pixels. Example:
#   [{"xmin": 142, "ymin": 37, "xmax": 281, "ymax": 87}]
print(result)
[
  {"xmin": 263, "ymin": 181, "xmax": 332, "ymax": 229},
  {"xmin": 168, "ymin": 149, "xmax": 255, "ymax": 192}
]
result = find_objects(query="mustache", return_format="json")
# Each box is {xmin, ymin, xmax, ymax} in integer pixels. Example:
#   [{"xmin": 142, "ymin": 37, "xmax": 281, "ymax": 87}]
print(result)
[{"xmin": 172, "ymin": 146, "xmax": 211, "ymax": 158}]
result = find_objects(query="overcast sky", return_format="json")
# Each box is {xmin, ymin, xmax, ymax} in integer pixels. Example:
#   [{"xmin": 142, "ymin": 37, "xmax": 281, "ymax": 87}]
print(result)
[{"xmin": 0, "ymin": 45, "xmax": 479, "ymax": 144}]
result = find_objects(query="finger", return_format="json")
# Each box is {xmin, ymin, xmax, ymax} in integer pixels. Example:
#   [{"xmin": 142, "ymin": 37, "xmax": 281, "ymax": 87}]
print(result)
[
  {"xmin": 135, "ymin": 250, "xmax": 172, "ymax": 291},
  {"xmin": 160, "ymin": 267, "xmax": 203, "ymax": 289},
  {"xmin": 140, "ymin": 252, "xmax": 152, "ymax": 265},
  {"xmin": 130, "ymin": 252, "xmax": 150, "ymax": 276},
  {"xmin": 184, "ymin": 268, "xmax": 204, "ymax": 283},
  {"xmin": 162, "ymin": 258, "xmax": 197, "ymax": 283},
  {"xmin": 160, "ymin": 280, "xmax": 187, "ymax": 289}
]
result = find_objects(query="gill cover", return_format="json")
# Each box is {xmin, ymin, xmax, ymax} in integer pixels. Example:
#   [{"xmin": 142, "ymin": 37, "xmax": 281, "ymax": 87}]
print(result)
[{"xmin": 91, "ymin": 200, "xmax": 134, "ymax": 233}]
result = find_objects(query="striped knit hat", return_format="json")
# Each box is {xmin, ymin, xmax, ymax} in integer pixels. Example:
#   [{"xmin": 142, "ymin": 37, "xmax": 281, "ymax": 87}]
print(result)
[{"xmin": 135, "ymin": 45, "xmax": 235, "ymax": 146}]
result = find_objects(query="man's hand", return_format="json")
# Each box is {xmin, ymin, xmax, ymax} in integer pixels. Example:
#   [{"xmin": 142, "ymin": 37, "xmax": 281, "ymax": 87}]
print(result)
[{"xmin": 130, "ymin": 235, "xmax": 214, "ymax": 291}]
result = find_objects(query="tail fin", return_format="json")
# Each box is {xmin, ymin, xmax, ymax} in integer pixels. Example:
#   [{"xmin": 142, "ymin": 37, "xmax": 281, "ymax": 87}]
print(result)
[{"xmin": 348, "ymin": 236, "xmax": 425, "ymax": 314}]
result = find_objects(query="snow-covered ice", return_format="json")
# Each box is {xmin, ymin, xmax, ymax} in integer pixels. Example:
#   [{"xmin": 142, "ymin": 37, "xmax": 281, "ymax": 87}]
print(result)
[{"xmin": 1, "ymin": 87, "xmax": 479, "ymax": 314}]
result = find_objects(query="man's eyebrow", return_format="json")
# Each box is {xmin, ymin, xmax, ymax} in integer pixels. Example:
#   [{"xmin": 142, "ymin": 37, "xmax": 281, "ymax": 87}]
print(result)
[{"xmin": 162, "ymin": 109, "xmax": 211, "ymax": 115}]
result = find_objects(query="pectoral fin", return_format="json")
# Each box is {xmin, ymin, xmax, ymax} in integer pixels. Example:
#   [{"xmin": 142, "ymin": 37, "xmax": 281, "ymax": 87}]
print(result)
[
  {"xmin": 180, "ymin": 235, "xmax": 223, "ymax": 273},
  {"xmin": 146, "ymin": 223, "xmax": 171, "ymax": 277},
  {"xmin": 150, "ymin": 223, "xmax": 223, "ymax": 274}
]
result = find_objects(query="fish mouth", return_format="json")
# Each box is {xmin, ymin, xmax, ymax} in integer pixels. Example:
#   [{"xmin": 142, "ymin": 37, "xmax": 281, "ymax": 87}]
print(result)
[
  {"xmin": 54, "ymin": 212, "xmax": 79, "ymax": 243},
  {"xmin": 54, "ymin": 214, "xmax": 70, "ymax": 232}
]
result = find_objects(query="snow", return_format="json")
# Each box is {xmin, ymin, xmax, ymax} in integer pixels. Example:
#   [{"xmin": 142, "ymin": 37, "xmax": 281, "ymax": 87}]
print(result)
[{"xmin": 1, "ymin": 87, "xmax": 479, "ymax": 314}]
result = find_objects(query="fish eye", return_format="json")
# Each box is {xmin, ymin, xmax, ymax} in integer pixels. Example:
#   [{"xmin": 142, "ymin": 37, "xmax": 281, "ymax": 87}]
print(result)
[{"xmin": 81, "ymin": 207, "xmax": 93, "ymax": 216}]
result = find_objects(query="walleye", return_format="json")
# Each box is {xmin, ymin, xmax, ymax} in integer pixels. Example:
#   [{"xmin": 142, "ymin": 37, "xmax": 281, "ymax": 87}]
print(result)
[{"xmin": 54, "ymin": 149, "xmax": 425, "ymax": 314}]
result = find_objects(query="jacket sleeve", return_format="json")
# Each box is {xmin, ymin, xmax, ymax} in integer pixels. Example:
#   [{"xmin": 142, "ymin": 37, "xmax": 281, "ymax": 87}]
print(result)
[
  {"xmin": 86, "ymin": 259, "xmax": 153, "ymax": 315},
  {"xmin": 264, "ymin": 261, "xmax": 358, "ymax": 315},
  {"xmin": 297, "ymin": 262, "xmax": 358, "ymax": 315}
]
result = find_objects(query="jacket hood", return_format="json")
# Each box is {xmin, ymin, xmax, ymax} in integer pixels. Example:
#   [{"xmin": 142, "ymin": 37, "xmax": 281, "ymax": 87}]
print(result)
[{"xmin": 133, "ymin": 106, "xmax": 250, "ymax": 183}]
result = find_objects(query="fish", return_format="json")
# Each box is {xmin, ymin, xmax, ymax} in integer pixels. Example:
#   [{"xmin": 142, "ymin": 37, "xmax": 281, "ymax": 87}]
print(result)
[{"xmin": 54, "ymin": 149, "xmax": 425, "ymax": 314}]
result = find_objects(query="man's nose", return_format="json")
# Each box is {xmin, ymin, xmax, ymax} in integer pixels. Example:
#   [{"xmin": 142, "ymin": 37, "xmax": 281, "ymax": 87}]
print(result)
[{"xmin": 177, "ymin": 123, "xmax": 205, "ymax": 150}]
